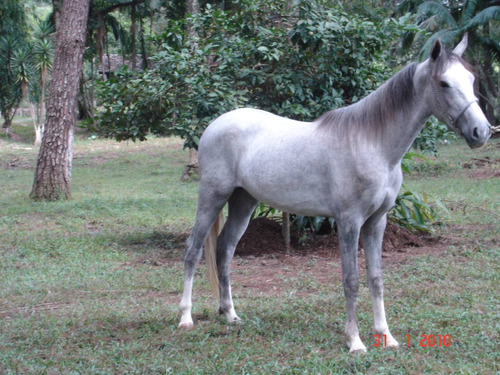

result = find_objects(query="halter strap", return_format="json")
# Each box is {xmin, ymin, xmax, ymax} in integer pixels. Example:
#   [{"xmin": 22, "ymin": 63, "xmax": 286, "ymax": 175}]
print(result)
[
  {"xmin": 452, "ymin": 98, "xmax": 478, "ymax": 126},
  {"xmin": 427, "ymin": 63, "xmax": 478, "ymax": 133}
]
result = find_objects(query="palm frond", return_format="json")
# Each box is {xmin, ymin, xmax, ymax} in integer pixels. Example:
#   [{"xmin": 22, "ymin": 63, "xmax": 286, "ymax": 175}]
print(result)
[
  {"xmin": 105, "ymin": 14, "xmax": 124, "ymax": 42},
  {"xmin": 419, "ymin": 29, "xmax": 461, "ymax": 60},
  {"xmin": 418, "ymin": 1, "xmax": 458, "ymax": 29},
  {"xmin": 34, "ymin": 38, "xmax": 53, "ymax": 72},
  {"xmin": 463, "ymin": 6, "xmax": 500, "ymax": 30},
  {"xmin": 475, "ymin": 34, "xmax": 500, "ymax": 62},
  {"xmin": 462, "ymin": 0, "xmax": 478, "ymax": 24}
]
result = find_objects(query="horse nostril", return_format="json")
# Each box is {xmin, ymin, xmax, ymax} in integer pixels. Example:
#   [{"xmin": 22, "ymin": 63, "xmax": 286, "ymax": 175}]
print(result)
[{"xmin": 472, "ymin": 127, "xmax": 479, "ymax": 140}]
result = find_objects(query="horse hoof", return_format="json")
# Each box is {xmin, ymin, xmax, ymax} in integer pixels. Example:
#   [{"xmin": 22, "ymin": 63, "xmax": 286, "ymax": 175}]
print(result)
[
  {"xmin": 230, "ymin": 316, "xmax": 242, "ymax": 325},
  {"xmin": 349, "ymin": 346, "xmax": 367, "ymax": 354},
  {"xmin": 178, "ymin": 322, "xmax": 194, "ymax": 330},
  {"xmin": 347, "ymin": 335, "xmax": 367, "ymax": 354},
  {"xmin": 385, "ymin": 339, "xmax": 399, "ymax": 349}
]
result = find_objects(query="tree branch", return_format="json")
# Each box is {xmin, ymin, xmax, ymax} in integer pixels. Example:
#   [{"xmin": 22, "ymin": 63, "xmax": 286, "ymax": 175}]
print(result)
[{"xmin": 102, "ymin": 0, "xmax": 145, "ymax": 15}]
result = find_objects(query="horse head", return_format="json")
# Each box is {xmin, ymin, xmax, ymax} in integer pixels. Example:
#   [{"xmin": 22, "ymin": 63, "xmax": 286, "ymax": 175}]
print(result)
[{"xmin": 427, "ymin": 34, "xmax": 491, "ymax": 148}]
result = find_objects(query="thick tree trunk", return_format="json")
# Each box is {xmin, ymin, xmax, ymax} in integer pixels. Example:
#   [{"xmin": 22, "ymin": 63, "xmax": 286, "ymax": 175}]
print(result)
[{"xmin": 30, "ymin": 0, "xmax": 90, "ymax": 200}]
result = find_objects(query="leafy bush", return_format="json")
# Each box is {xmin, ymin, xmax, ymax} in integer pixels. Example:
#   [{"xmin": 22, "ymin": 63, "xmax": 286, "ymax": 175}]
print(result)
[
  {"xmin": 389, "ymin": 189, "xmax": 443, "ymax": 233},
  {"xmin": 95, "ymin": 0, "xmax": 412, "ymax": 148},
  {"xmin": 413, "ymin": 117, "xmax": 455, "ymax": 155}
]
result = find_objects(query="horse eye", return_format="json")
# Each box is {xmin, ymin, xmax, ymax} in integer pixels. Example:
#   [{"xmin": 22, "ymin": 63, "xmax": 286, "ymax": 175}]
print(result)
[{"xmin": 440, "ymin": 80, "xmax": 450, "ymax": 88}]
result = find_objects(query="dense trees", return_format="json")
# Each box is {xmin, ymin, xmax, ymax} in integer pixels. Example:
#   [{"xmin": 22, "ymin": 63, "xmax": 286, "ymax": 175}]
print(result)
[
  {"xmin": 93, "ymin": 0, "xmax": 499, "ymax": 151},
  {"xmin": 95, "ymin": 0, "xmax": 413, "ymax": 149}
]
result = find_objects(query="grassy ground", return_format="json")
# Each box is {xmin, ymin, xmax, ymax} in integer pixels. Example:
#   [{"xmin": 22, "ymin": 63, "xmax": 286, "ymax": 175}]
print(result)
[{"xmin": 0, "ymin": 121, "xmax": 499, "ymax": 374}]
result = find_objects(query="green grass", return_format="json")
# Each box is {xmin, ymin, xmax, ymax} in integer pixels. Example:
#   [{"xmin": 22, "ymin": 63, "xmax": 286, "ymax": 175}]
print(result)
[{"xmin": 1, "ymin": 122, "xmax": 499, "ymax": 374}]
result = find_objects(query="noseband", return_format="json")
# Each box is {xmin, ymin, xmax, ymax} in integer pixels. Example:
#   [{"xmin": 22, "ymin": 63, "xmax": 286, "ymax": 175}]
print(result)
[{"xmin": 428, "ymin": 63, "xmax": 478, "ymax": 133}]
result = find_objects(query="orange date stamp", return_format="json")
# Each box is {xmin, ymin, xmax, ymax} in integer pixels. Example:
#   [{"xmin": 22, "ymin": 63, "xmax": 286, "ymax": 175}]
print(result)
[{"xmin": 374, "ymin": 334, "xmax": 451, "ymax": 348}]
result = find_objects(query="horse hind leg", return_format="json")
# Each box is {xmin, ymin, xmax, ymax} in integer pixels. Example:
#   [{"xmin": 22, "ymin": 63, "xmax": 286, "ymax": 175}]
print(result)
[
  {"xmin": 216, "ymin": 188, "xmax": 258, "ymax": 323},
  {"xmin": 361, "ymin": 214, "xmax": 399, "ymax": 348},
  {"xmin": 178, "ymin": 187, "xmax": 232, "ymax": 329}
]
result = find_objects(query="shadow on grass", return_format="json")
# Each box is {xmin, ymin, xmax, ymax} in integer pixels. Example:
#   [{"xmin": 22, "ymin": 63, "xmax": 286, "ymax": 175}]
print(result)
[{"xmin": 107, "ymin": 229, "xmax": 188, "ymax": 262}]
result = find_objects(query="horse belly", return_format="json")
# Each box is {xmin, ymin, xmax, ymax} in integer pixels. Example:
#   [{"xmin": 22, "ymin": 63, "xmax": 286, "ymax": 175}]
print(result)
[{"xmin": 237, "ymin": 146, "xmax": 336, "ymax": 217}]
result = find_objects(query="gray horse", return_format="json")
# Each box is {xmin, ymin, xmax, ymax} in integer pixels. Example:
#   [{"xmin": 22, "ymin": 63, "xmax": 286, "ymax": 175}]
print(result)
[{"xmin": 178, "ymin": 35, "xmax": 491, "ymax": 353}]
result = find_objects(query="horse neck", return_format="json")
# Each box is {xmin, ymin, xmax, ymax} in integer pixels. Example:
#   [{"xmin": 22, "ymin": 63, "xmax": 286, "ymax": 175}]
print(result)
[{"xmin": 353, "ymin": 62, "xmax": 431, "ymax": 166}]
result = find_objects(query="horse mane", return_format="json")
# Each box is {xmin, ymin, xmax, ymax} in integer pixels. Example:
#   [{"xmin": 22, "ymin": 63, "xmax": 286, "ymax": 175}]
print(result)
[{"xmin": 315, "ymin": 62, "xmax": 418, "ymax": 144}]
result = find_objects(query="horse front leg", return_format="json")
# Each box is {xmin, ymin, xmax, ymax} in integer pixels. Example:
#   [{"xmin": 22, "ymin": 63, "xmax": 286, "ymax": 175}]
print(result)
[
  {"xmin": 361, "ymin": 214, "xmax": 399, "ymax": 349},
  {"xmin": 338, "ymin": 220, "xmax": 366, "ymax": 353}
]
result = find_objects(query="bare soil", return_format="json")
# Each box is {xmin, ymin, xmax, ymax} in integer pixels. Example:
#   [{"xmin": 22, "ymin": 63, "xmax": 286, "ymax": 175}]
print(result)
[
  {"xmin": 463, "ymin": 156, "xmax": 500, "ymax": 179},
  {"xmin": 235, "ymin": 217, "xmax": 438, "ymax": 259},
  {"xmin": 225, "ymin": 217, "xmax": 450, "ymax": 299}
]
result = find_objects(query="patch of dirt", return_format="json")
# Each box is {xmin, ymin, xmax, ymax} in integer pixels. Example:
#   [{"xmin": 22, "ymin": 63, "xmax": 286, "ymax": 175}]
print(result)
[
  {"xmin": 0, "ymin": 153, "xmax": 36, "ymax": 170},
  {"xmin": 463, "ymin": 156, "xmax": 500, "ymax": 179},
  {"xmin": 235, "ymin": 217, "xmax": 438, "ymax": 258}
]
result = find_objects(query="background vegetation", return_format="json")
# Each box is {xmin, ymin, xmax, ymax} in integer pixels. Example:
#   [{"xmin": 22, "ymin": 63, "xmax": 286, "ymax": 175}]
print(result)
[{"xmin": 2, "ymin": 0, "xmax": 499, "ymax": 146}]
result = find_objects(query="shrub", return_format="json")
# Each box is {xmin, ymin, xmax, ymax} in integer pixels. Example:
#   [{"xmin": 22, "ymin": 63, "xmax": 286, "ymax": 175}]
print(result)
[{"xmin": 94, "ymin": 0, "xmax": 411, "ymax": 148}]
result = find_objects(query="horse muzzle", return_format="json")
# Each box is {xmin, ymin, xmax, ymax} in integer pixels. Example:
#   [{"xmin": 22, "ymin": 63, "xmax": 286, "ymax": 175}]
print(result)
[{"xmin": 463, "ymin": 121, "xmax": 491, "ymax": 148}]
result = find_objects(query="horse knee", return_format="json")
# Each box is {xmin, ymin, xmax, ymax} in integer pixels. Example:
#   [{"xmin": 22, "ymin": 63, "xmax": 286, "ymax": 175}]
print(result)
[
  {"xmin": 368, "ymin": 274, "xmax": 384, "ymax": 296},
  {"xmin": 343, "ymin": 274, "xmax": 359, "ymax": 297}
]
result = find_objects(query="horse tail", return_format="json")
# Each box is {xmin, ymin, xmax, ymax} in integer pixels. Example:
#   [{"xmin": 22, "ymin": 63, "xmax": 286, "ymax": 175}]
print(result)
[{"xmin": 204, "ymin": 210, "xmax": 225, "ymax": 300}]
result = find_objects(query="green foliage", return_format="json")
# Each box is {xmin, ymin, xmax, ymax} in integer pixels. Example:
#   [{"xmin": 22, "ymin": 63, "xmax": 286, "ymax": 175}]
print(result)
[
  {"xmin": 417, "ymin": 0, "xmax": 500, "ymax": 55},
  {"xmin": 0, "ymin": 0, "xmax": 27, "ymax": 126},
  {"xmin": 0, "ymin": 36, "xmax": 24, "ymax": 125},
  {"xmin": 413, "ymin": 117, "xmax": 455, "ymax": 155},
  {"xmin": 95, "ymin": 0, "xmax": 412, "ymax": 148},
  {"xmin": 253, "ymin": 202, "xmax": 334, "ymax": 235},
  {"xmin": 90, "ymin": 67, "xmax": 168, "ymax": 141},
  {"xmin": 389, "ymin": 189, "xmax": 443, "ymax": 233}
]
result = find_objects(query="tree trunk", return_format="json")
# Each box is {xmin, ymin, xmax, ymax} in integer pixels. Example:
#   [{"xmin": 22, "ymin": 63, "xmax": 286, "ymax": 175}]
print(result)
[
  {"xmin": 2, "ymin": 113, "xmax": 13, "ymax": 138},
  {"xmin": 30, "ymin": 103, "xmax": 44, "ymax": 146},
  {"xmin": 282, "ymin": 211, "xmax": 291, "ymax": 251},
  {"xmin": 181, "ymin": 0, "xmax": 200, "ymax": 181},
  {"xmin": 97, "ymin": 12, "xmax": 106, "ymax": 80},
  {"xmin": 78, "ymin": 73, "xmax": 94, "ymax": 121},
  {"xmin": 30, "ymin": 0, "xmax": 90, "ymax": 200},
  {"xmin": 52, "ymin": 0, "xmax": 62, "ymax": 31},
  {"xmin": 131, "ymin": 5, "xmax": 137, "ymax": 70},
  {"xmin": 181, "ymin": 148, "xmax": 199, "ymax": 181},
  {"xmin": 35, "ymin": 68, "xmax": 48, "ymax": 146}
]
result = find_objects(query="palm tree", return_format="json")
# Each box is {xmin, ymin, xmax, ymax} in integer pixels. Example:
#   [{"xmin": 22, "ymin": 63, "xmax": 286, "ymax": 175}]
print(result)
[
  {"xmin": 0, "ymin": 36, "xmax": 23, "ymax": 137},
  {"xmin": 0, "ymin": 0, "xmax": 26, "ymax": 137},
  {"xmin": 417, "ymin": 0, "xmax": 500, "ymax": 125},
  {"xmin": 33, "ymin": 20, "xmax": 54, "ymax": 145}
]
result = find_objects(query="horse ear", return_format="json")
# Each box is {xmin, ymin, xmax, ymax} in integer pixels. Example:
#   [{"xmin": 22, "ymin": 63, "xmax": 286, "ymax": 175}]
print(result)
[
  {"xmin": 453, "ymin": 33, "xmax": 468, "ymax": 57},
  {"xmin": 430, "ymin": 38, "xmax": 442, "ymax": 62}
]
